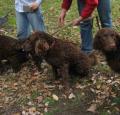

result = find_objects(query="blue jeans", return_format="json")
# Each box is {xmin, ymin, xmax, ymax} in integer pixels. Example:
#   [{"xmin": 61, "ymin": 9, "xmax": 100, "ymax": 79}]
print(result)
[
  {"xmin": 16, "ymin": 9, "xmax": 45, "ymax": 40},
  {"xmin": 77, "ymin": 0, "xmax": 112, "ymax": 54}
]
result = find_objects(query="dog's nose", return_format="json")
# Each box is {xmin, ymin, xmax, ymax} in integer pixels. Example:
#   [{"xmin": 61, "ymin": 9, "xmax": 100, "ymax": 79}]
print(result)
[{"xmin": 110, "ymin": 44, "xmax": 116, "ymax": 49}]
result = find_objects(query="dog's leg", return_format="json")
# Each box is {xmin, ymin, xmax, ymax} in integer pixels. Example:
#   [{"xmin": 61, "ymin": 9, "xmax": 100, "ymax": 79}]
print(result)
[
  {"xmin": 8, "ymin": 50, "xmax": 29, "ymax": 72},
  {"xmin": 0, "ymin": 60, "xmax": 11, "ymax": 74},
  {"xmin": 58, "ymin": 63, "xmax": 70, "ymax": 91},
  {"xmin": 74, "ymin": 62, "xmax": 90, "ymax": 77},
  {"xmin": 0, "ymin": 62, "xmax": 5, "ymax": 74},
  {"xmin": 52, "ymin": 66, "xmax": 61, "ymax": 80},
  {"xmin": 32, "ymin": 54, "xmax": 43, "ymax": 71},
  {"xmin": 8, "ymin": 56, "xmax": 21, "ymax": 73}
]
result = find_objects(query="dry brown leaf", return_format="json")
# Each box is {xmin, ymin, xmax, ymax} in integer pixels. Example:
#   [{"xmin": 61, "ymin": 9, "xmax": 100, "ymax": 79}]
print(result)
[
  {"xmin": 75, "ymin": 83, "xmax": 86, "ymax": 89},
  {"xmin": 36, "ymin": 96, "xmax": 43, "ymax": 103},
  {"xmin": 96, "ymin": 84, "xmax": 101, "ymax": 89},
  {"xmin": 68, "ymin": 93, "xmax": 76, "ymax": 99},
  {"xmin": 87, "ymin": 104, "xmax": 97, "ymax": 113},
  {"xmin": 49, "ymin": 7, "xmax": 55, "ymax": 12},
  {"xmin": 28, "ymin": 107, "xmax": 36, "ymax": 113},
  {"xmin": 44, "ymin": 107, "xmax": 48, "ymax": 112},
  {"xmin": 52, "ymin": 94, "xmax": 59, "ymax": 101},
  {"xmin": 13, "ymin": 113, "xmax": 21, "ymax": 115}
]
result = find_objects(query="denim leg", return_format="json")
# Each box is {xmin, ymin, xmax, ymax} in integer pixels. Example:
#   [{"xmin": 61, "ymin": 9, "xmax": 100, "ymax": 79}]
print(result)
[
  {"xmin": 80, "ymin": 20, "xmax": 93, "ymax": 53},
  {"xmin": 97, "ymin": 0, "xmax": 112, "ymax": 28},
  {"xmin": 16, "ymin": 11, "xmax": 30, "ymax": 40},
  {"xmin": 27, "ymin": 9, "xmax": 45, "ymax": 32},
  {"xmin": 77, "ymin": 0, "xmax": 93, "ymax": 54}
]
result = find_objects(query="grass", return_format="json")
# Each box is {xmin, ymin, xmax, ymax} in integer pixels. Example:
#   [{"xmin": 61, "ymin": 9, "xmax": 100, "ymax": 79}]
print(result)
[
  {"xmin": 0, "ymin": 0, "xmax": 120, "ymax": 42},
  {"xmin": 0, "ymin": 0, "xmax": 120, "ymax": 37}
]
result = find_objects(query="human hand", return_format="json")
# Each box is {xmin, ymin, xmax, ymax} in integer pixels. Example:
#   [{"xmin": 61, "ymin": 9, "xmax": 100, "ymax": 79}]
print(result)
[
  {"xmin": 72, "ymin": 16, "xmax": 83, "ymax": 26},
  {"xmin": 58, "ymin": 9, "xmax": 67, "ymax": 26},
  {"xmin": 30, "ymin": 2, "xmax": 39, "ymax": 10}
]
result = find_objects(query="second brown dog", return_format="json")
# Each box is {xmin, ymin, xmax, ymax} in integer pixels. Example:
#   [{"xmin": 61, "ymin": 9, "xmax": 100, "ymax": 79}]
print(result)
[{"xmin": 22, "ymin": 31, "xmax": 91, "ymax": 88}]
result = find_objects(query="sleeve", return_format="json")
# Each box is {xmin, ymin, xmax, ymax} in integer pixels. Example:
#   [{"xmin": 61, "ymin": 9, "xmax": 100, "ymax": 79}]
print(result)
[
  {"xmin": 61, "ymin": 0, "xmax": 72, "ymax": 10},
  {"xmin": 35, "ymin": 0, "xmax": 42, "ymax": 5},
  {"xmin": 81, "ymin": 0, "xmax": 98, "ymax": 19}
]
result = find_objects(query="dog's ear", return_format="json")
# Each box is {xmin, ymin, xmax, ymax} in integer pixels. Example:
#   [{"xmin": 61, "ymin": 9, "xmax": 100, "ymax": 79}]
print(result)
[
  {"xmin": 35, "ymin": 40, "xmax": 50, "ymax": 55},
  {"xmin": 93, "ymin": 33, "xmax": 102, "ymax": 50},
  {"xmin": 44, "ymin": 42, "xmax": 50, "ymax": 51}
]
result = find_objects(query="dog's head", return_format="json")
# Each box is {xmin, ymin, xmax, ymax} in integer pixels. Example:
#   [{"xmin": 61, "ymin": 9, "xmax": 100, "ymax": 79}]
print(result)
[
  {"xmin": 22, "ymin": 31, "xmax": 54, "ymax": 56},
  {"xmin": 35, "ymin": 38, "xmax": 50, "ymax": 56},
  {"xmin": 93, "ymin": 28, "xmax": 120, "ymax": 52},
  {"xmin": 22, "ymin": 31, "xmax": 44, "ymax": 52}
]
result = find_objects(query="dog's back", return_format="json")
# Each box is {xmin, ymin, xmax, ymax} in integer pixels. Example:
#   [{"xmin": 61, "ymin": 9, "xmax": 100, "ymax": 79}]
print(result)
[
  {"xmin": 0, "ymin": 35, "xmax": 28, "ymax": 73},
  {"xmin": 47, "ymin": 38, "xmax": 91, "ymax": 76},
  {"xmin": 0, "ymin": 35, "xmax": 20, "ymax": 59}
]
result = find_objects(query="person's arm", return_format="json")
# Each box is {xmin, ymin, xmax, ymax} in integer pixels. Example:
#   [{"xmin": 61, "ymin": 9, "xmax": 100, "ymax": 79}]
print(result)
[
  {"xmin": 73, "ymin": 0, "xmax": 98, "ymax": 26},
  {"xmin": 35, "ymin": 0, "xmax": 42, "ymax": 6},
  {"xmin": 61, "ymin": 0, "xmax": 72, "ymax": 11},
  {"xmin": 58, "ymin": 0, "xmax": 72, "ymax": 25},
  {"xmin": 81, "ymin": 0, "xmax": 98, "ymax": 19}
]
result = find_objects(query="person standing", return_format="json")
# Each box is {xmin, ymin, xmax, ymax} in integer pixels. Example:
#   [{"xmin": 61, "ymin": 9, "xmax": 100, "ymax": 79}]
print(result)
[
  {"xmin": 59, "ymin": 0, "xmax": 112, "ymax": 54},
  {"xmin": 15, "ymin": 0, "xmax": 45, "ymax": 40}
]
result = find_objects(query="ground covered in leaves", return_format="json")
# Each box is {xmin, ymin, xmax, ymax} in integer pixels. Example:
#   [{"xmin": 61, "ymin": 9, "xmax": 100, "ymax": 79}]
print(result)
[
  {"xmin": 0, "ymin": 54, "xmax": 120, "ymax": 115},
  {"xmin": 0, "ymin": 0, "xmax": 120, "ymax": 115}
]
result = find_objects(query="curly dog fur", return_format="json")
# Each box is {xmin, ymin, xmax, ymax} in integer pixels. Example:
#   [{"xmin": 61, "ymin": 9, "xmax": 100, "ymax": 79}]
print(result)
[
  {"xmin": 22, "ymin": 31, "xmax": 91, "ymax": 87},
  {"xmin": 93, "ymin": 28, "xmax": 120, "ymax": 72},
  {"xmin": 0, "ymin": 34, "xmax": 28, "ymax": 73}
]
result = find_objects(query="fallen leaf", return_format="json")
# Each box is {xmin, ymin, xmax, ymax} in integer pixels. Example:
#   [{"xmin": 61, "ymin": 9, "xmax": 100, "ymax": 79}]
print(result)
[
  {"xmin": 22, "ymin": 111, "xmax": 26, "ymax": 115},
  {"xmin": 44, "ymin": 107, "xmax": 48, "ymax": 112},
  {"xmin": 13, "ymin": 113, "xmax": 21, "ymax": 115},
  {"xmin": 36, "ymin": 96, "xmax": 43, "ymax": 103},
  {"xmin": 68, "ymin": 93, "xmax": 76, "ymax": 99},
  {"xmin": 28, "ymin": 107, "xmax": 36, "ymax": 113},
  {"xmin": 52, "ymin": 94, "xmax": 59, "ymax": 101},
  {"xmin": 96, "ymin": 84, "xmax": 101, "ymax": 89},
  {"xmin": 87, "ymin": 104, "xmax": 97, "ymax": 113},
  {"xmin": 45, "ymin": 102, "xmax": 49, "ymax": 107},
  {"xmin": 76, "ymin": 83, "xmax": 86, "ymax": 89}
]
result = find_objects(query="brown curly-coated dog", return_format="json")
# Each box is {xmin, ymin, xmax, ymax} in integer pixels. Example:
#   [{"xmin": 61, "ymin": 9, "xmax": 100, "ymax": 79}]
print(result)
[
  {"xmin": 0, "ymin": 34, "xmax": 28, "ymax": 73},
  {"xmin": 22, "ymin": 31, "xmax": 91, "ymax": 88},
  {"xmin": 93, "ymin": 28, "xmax": 120, "ymax": 73}
]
